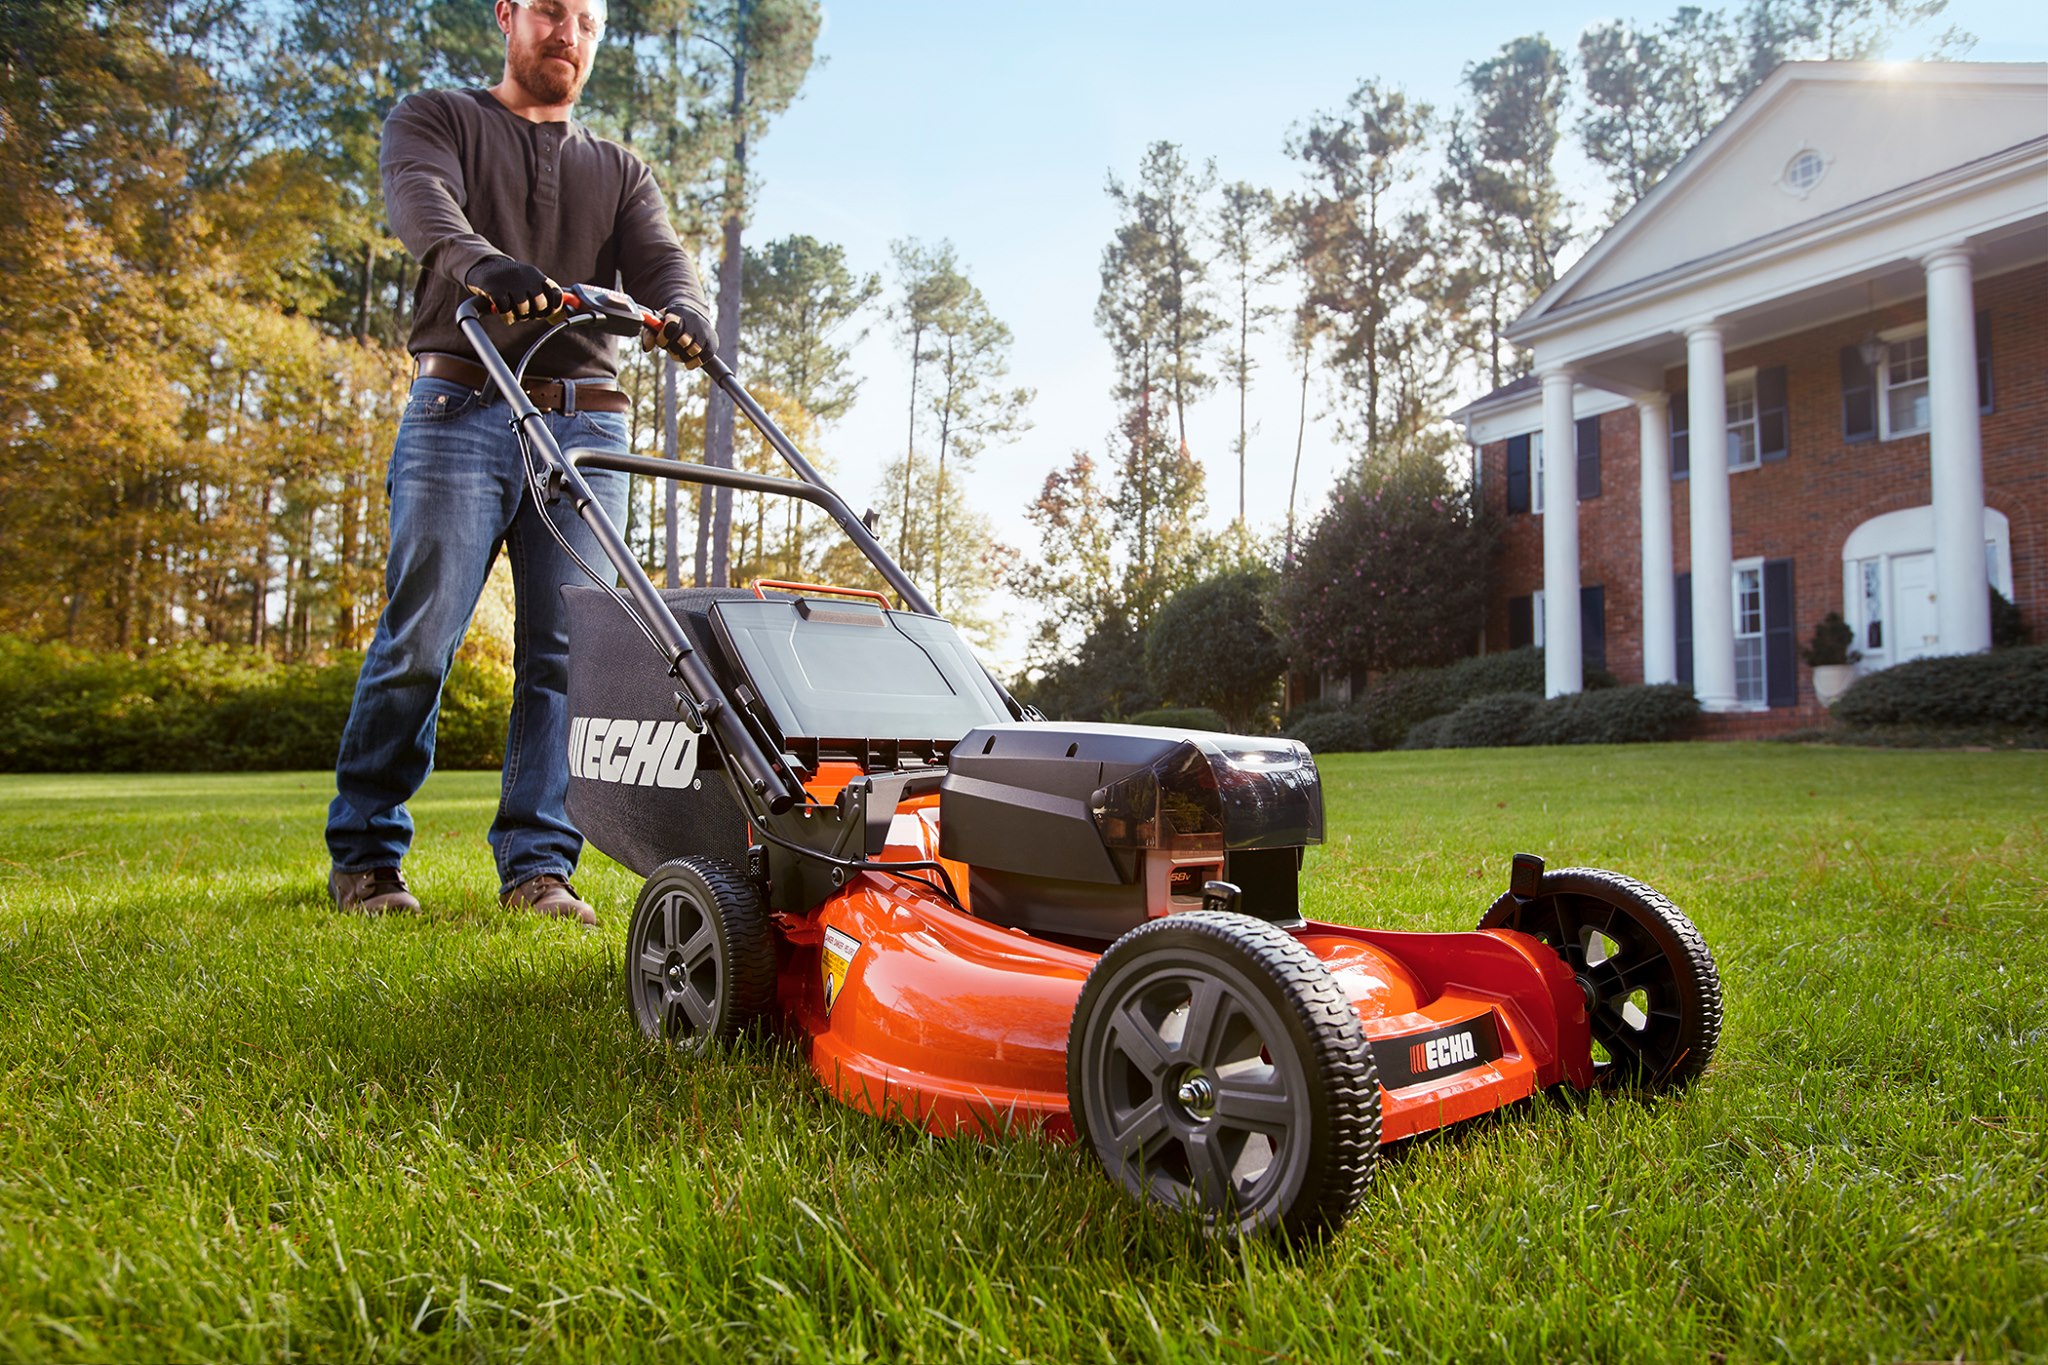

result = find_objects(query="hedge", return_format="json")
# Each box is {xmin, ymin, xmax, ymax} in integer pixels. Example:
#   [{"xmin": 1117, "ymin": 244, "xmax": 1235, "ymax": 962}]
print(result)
[
  {"xmin": 1283, "ymin": 710, "xmax": 1377, "ymax": 755},
  {"xmin": 0, "ymin": 637, "xmax": 512, "ymax": 772},
  {"xmin": 1829, "ymin": 644, "xmax": 2048, "ymax": 729},
  {"xmin": 1400, "ymin": 684, "xmax": 1699, "ymax": 750}
]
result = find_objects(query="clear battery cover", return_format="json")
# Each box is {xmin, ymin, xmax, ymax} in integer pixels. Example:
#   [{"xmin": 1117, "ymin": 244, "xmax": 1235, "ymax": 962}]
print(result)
[{"xmin": 1087, "ymin": 735, "xmax": 1323, "ymax": 854}]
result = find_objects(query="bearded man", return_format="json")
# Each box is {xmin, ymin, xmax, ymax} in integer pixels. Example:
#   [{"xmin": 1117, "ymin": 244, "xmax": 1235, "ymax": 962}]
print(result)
[{"xmin": 325, "ymin": 0, "xmax": 715, "ymax": 924}]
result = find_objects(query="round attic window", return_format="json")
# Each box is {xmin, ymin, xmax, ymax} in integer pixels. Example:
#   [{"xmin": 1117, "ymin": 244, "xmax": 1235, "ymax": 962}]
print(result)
[{"xmin": 1782, "ymin": 148, "xmax": 1828, "ymax": 195}]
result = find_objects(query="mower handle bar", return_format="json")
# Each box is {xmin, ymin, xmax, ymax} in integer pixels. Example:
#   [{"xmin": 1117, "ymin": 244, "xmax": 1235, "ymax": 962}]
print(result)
[{"xmin": 448, "ymin": 288, "xmax": 1016, "ymax": 814}]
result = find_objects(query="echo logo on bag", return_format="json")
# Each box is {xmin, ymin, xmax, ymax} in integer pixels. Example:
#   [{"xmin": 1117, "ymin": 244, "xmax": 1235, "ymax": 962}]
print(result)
[{"xmin": 568, "ymin": 717, "xmax": 699, "ymax": 787}]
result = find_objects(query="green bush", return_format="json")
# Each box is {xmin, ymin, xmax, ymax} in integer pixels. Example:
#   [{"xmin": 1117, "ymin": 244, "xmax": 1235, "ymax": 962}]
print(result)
[
  {"xmin": 1359, "ymin": 647, "xmax": 1616, "ymax": 749},
  {"xmin": 1830, "ymin": 644, "xmax": 2048, "ymax": 729},
  {"xmin": 1144, "ymin": 567, "xmax": 1283, "ymax": 732},
  {"xmin": 0, "ymin": 636, "xmax": 513, "ymax": 772},
  {"xmin": 1522, "ymin": 684, "xmax": 1700, "ymax": 746},
  {"xmin": 1403, "ymin": 692, "xmax": 1543, "ymax": 749},
  {"xmin": 1122, "ymin": 706, "xmax": 1232, "ymax": 734},
  {"xmin": 1396, "ymin": 684, "xmax": 1699, "ymax": 750},
  {"xmin": 1284, "ymin": 710, "xmax": 1376, "ymax": 755}
]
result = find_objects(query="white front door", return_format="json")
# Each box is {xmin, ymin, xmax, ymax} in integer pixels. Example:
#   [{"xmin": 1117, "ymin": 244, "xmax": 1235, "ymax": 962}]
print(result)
[{"xmin": 1892, "ymin": 552, "xmax": 1940, "ymax": 663}]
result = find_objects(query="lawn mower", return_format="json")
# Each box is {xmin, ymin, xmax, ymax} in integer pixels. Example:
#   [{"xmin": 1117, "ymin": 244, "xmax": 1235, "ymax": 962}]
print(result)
[{"xmin": 459, "ymin": 287, "xmax": 1724, "ymax": 1239}]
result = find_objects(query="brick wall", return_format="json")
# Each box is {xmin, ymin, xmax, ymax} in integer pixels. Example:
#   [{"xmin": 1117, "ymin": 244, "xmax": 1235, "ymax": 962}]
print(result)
[{"xmin": 1476, "ymin": 260, "xmax": 2047, "ymax": 698}]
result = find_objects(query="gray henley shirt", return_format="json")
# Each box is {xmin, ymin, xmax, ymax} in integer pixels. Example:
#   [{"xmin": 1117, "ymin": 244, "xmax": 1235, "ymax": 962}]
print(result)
[{"xmin": 382, "ymin": 87, "xmax": 709, "ymax": 381}]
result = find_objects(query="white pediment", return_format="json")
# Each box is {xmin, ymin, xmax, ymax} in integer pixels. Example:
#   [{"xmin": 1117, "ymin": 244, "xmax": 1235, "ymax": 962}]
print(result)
[{"xmin": 1537, "ymin": 63, "xmax": 2048, "ymax": 316}]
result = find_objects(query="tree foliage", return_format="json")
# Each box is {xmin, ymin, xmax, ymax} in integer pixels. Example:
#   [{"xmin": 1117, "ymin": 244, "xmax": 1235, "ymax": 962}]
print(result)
[
  {"xmin": 1144, "ymin": 567, "xmax": 1285, "ymax": 733},
  {"xmin": 1272, "ymin": 455, "xmax": 1495, "ymax": 678}
]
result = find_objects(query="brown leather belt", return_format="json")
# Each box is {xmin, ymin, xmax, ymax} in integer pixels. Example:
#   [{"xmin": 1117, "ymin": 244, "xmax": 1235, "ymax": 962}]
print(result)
[{"xmin": 415, "ymin": 353, "xmax": 630, "ymax": 414}]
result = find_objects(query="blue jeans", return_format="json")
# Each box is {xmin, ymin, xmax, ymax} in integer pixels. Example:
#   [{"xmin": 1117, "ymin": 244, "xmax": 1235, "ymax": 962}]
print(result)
[{"xmin": 327, "ymin": 374, "xmax": 630, "ymax": 895}]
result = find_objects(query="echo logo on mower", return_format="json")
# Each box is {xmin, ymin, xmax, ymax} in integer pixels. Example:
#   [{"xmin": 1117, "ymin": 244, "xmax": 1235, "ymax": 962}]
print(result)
[
  {"xmin": 1409, "ymin": 1031, "xmax": 1478, "ymax": 1075},
  {"xmin": 568, "ymin": 716, "xmax": 699, "ymax": 788}
]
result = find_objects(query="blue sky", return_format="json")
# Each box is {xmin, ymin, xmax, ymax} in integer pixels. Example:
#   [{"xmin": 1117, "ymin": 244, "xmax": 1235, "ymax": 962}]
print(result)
[{"xmin": 740, "ymin": 2, "xmax": 2046, "ymax": 667}]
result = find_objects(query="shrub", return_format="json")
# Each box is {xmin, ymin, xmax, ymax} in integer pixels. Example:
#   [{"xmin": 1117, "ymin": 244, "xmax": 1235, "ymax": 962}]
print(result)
[
  {"xmin": 1801, "ymin": 611, "xmax": 1860, "ymax": 666},
  {"xmin": 1362, "ymin": 647, "xmax": 1572, "ymax": 749},
  {"xmin": 0, "ymin": 636, "xmax": 513, "ymax": 772},
  {"xmin": 1830, "ymin": 644, "xmax": 2048, "ymax": 729},
  {"xmin": 1398, "ymin": 713, "xmax": 1453, "ymax": 751},
  {"xmin": 1122, "ymin": 706, "xmax": 1232, "ymax": 733},
  {"xmin": 1145, "ymin": 567, "xmax": 1284, "ymax": 732},
  {"xmin": 1522, "ymin": 684, "xmax": 1700, "ymax": 746},
  {"xmin": 1284, "ymin": 710, "xmax": 1376, "ymax": 755},
  {"xmin": 1416, "ymin": 692, "xmax": 1543, "ymax": 749}
]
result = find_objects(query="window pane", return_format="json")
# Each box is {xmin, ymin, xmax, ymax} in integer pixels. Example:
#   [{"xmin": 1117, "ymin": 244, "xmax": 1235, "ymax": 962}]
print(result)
[
  {"xmin": 1531, "ymin": 430, "xmax": 1544, "ymax": 515},
  {"xmin": 1887, "ymin": 379, "xmax": 1928, "ymax": 435},
  {"xmin": 1861, "ymin": 560, "xmax": 1884, "ymax": 651},
  {"xmin": 1728, "ymin": 424, "xmax": 1757, "ymax": 468},
  {"xmin": 1725, "ymin": 377, "xmax": 1756, "ymax": 425},
  {"xmin": 1735, "ymin": 567, "xmax": 1763, "ymax": 635},
  {"xmin": 1888, "ymin": 335, "xmax": 1928, "ymax": 385},
  {"xmin": 1734, "ymin": 637, "xmax": 1765, "ymax": 704}
]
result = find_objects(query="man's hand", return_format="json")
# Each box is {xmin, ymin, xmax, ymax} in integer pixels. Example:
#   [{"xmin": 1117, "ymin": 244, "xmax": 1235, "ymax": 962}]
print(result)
[
  {"xmin": 640, "ymin": 306, "xmax": 716, "ymax": 369},
  {"xmin": 464, "ymin": 256, "xmax": 564, "ymax": 319}
]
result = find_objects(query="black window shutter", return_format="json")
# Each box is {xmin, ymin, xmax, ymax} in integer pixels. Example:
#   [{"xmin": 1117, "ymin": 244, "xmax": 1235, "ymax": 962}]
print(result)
[
  {"xmin": 1576, "ymin": 415, "xmax": 1601, "ymax": 500},
  {"xmin": 1977, "ymin": 310, "xmax": 1993, "ymax": 414},
  {"xmin": 1763, "ymin": 558, "xmax": 1796, "ymax": 708},
  {"xmin": 1840, "ymin": 346, "xmax": 1876, "ymax": 443},
  {"xmin": 1507, "ymin": 595, "xmax": 1534, "ymax": 650},
  {"xmin": 1758, "ymin": 365, "xmax": 1789, "ymax": 463},
  {"xmin": 1670, "ymin": 391, "xmax": 1690, "ymax": 480},
  {"xmin": 1675, "ymin": 572, "xmax": 1694, "ymax": 687},
  {"xmin": 1580, "ymin": 584, "xmax": 1607, "ymax": 674},
  {"xmin": 1505, "ymin": 435, "xmax": 1530, "ymax": 515}
]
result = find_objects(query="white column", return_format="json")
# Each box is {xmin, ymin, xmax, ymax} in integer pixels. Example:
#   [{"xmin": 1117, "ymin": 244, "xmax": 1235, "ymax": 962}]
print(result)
[
  {"xmin": 1637, "ymin": 397, "xmax": 1676, "ymax": 685},
  {"xmin": 1686, "ymin": 324, "xmax": 1738, "ymax": 712},
  {"xmin": 1924, "ymin": 245, "xmax": 1992, "ymax": 655},
  {"xmin": 1540, "ymin": 368, "xmax": 1583, "ymax": 697}
]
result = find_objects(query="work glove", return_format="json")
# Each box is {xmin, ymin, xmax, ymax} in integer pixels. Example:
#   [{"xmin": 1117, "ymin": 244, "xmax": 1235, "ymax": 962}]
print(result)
[
  {"xmin": 464, "ymin": 256, "xmax": 564, "ymax": 320},
  {"xmin": 640, "ymin": 305, "xmax": 717, "ymax": 369}
]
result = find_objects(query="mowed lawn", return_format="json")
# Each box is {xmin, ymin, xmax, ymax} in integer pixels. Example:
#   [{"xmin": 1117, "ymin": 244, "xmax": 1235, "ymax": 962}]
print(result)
[{"xmin": 0, "ymin": 746, "xmax": 2042, "ymax": 1364}]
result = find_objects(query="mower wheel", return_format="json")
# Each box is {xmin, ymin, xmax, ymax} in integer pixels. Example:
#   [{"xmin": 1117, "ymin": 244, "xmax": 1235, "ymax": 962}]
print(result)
[
  {"xmin": 1067, "ymin": 910, "xmax": 1380, "ymax": 1241},
  {"xmin": 1480, "ymin": 866, "xmax": 1722, "ymax": 1091},
  {"xmin": 627, "ymin": 856, "xmax": 776, "ymax": 1055}
]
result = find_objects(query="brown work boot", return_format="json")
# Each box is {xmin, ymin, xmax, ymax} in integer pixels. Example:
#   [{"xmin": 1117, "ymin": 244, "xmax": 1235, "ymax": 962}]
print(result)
[
  {"xmin": 503, "ymin": 873, "xmax": 597, "ymax": 927},
  {"xmin": 329, "ymin": 865, "xmax": 421, "ymax": 914}
]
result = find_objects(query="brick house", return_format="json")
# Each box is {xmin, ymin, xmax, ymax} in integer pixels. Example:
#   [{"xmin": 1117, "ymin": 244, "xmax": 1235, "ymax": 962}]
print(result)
[{"xmin": 1455, "ymin": 62, "xmax": 2046, "ymax": 722}]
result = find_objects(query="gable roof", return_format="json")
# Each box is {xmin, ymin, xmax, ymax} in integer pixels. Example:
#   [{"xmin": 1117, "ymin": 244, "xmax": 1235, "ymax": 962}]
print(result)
[{"xmin": 1509, "ymin": 61, "xmax": 2048, "ymax": 342}]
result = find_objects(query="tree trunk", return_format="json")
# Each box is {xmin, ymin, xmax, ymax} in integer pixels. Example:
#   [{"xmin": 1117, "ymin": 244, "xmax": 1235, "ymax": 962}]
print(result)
[{"xmin": 899, "ymin": 320, "xmax": 922, "ymax": 565}]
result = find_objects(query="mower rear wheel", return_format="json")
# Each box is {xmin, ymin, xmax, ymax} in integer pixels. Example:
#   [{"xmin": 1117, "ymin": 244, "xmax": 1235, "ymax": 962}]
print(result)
[
  {"xmin": 627, "ymin": 856, "xmax": 776, "ymax": 1055},
  {"xmin": 1480, "ymin": 866, "xmax": 1721, "ymax": 1090},
  {"xmin": 1067, "ymin": 910, "xmax": 1380, "ymax": 1241}
]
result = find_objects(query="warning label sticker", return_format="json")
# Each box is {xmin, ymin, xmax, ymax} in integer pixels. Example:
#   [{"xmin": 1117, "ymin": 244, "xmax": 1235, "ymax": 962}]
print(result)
[{"xmin": 821, "ymin": 926, "xmax": 861, "ymax": 1015}]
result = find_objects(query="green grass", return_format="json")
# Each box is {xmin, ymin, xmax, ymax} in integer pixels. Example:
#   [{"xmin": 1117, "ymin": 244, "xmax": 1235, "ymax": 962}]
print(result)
[{"xmin": 0, "ymin": 746, "xmax": 2043, "ymax": 1363}]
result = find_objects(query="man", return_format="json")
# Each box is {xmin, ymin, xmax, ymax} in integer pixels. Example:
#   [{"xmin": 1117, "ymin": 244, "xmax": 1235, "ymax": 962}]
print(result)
[{"xmin": 325, "ymin": 0, "xmax": 715, "ymax": 925}]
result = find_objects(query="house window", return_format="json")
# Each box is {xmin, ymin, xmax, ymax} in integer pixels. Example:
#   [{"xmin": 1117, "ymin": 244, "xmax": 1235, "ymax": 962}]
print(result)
[
  {"xmin": 1531, "ymin": 430, "xmax": 1546, "ymax": 516},
  {"xmin": 1859, "ymin": 559, "xmax": 1884, "ymax": 652},
  {"xmin": 1725, "ymin": 372, "xmax": 1760, "ymax": 470},
  {"xmin": 1880, "ymin": 332, "xmax": 1929, "ymax": 439},
  {"xmin": 1507, "ymin": 595, "xmax": 1534, "ymax": 649},
  {"xmin": 1733, "ymin": 560, "xmax": 1766, "ymax": 705},
  {"xmin": 1782, "ymin": 148, "xmax": 1828, "ymax": 194},
  {"xmin": 1532, "ymin": 588, "xmax": 1546, "ymax": 647}
]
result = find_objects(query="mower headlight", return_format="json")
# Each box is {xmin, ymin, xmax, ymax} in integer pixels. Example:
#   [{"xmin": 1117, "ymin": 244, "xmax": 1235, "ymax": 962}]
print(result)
[{"xmin": 1089, "ymin": 737, "xmax": 1322, "ymax": 854}]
